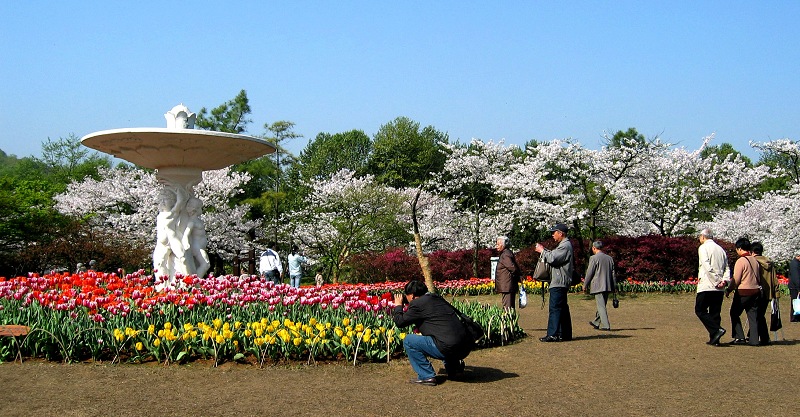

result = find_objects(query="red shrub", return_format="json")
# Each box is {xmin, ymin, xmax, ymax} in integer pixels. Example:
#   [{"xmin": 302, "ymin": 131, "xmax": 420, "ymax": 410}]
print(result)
[{"xmin": 347, "ymin": 235, "xmax": 732, "ymax": 283}]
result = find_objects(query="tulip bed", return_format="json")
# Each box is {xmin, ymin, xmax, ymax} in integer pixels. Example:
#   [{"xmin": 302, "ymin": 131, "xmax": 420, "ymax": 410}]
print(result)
[
  {"xmin": 0, "ymin": 271, "xmax": 524, "ymax": 365},
  {"xmin": 2, "ymin": 272, "xmax": 790, "ymax": 365}
]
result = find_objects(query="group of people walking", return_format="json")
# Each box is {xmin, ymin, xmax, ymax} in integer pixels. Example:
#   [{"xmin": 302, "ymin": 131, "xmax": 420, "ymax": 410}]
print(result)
[
  {"xmin": 298, "ymin": 224, "xmax": 798, "ymax": 387},
  {"xmin": 495, "ymin": 223, "xmax": 617, "ymax": 342},
  {"xmin": 694, "ymin": 228, "xmax": 783, "ymax": 346}
]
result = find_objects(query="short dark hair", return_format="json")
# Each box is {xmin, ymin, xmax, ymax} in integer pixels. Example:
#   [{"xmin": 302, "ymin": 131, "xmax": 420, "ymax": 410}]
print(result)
[
  {"xmin": 735, "ymin": 237, "xmax": 751, "ymax": 251},
  {"xmin": 403, "ymin": 280, "xmax": 428, "ymax": 297},
  {"xmin": 751, "ymin": 241, "xmax": 764, "ymax": 256}
]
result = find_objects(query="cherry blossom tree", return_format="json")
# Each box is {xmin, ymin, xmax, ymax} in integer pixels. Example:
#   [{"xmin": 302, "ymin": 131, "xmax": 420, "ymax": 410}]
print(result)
[
  {"xmin": 282, "ymin": 169, "xmax": 410, "ymax": 283},
  {"xmin": 703, "ymin": 138, "xmax": 800, "ymax": 261},
  {"xmin": 54, "ymin": 167, "xmax": 259, "ymax": 264},
  {"xmin": 499, "ymin": 134, "xmax": 665, "ymax": 245},
  {"xmin": 619, "ymin": 135, "xmax": 773, "ymax": 236},
  {"xmin": 705, "ymin": 184, "xmax": 800, "ymax": 262},
  {"xmin": 432, "ymin": 139, "xmax": 518, "ymax": 276},
  {"xmin": 751, "ymin": 138, "xmax": 800, "ymax": 185},
  {"xmin": 498, "ymin": 139, "xmax": 587, "ymax": 232}
]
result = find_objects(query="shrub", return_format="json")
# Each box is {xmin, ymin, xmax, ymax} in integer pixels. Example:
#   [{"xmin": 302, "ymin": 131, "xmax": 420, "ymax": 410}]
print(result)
[{"xmin": 346, "ymin": 235, "xmax": 731, "ymax": 283}]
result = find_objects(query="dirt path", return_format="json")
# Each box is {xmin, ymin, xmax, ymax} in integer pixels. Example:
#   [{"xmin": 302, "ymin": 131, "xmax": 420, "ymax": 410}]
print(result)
[{"xmin": 1, "ymin": 293, "xmax": 797, "ymax": 416}]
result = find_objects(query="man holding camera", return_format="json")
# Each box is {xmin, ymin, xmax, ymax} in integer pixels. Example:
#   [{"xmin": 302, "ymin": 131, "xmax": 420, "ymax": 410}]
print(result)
[{"xmin": 392, "ymin": 281, "xmax": 474, "ymax": 386}]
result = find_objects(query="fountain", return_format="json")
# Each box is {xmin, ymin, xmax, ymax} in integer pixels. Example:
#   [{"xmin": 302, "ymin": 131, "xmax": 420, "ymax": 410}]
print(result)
[{"xmin": 81, "ymin": 104, "xmax": 276, "ymax": 288}]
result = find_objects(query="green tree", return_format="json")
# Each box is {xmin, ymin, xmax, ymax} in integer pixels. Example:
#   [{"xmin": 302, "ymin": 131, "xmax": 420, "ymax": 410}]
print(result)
[
  {"xmin": 195, "ymin": 89, "xmax": 252, "ymax": 133},
  {"xmin": 296, "ymin": 130, "xmax": 372, "ymax": 181},
  {"xmin": 700, "ymin": 142, "xmax": 752, "ymax": 166},
  {"xmin": 283, "ymin": 129, "xmax": 372, "ymax": 216},
  {"xmin": 367, "ymin": 117, "xmax": 448, "ymax": 188},
  {"xmin": 0, "ymin": 178, "xmax": 67, "ymax": 275},
  {"xmin": 261, "ymin": 121, "xmax": 302, "ymax": 244},
  {"xmin": 34, "ymin": 134, "xmax": 112, "ymax": 186}
]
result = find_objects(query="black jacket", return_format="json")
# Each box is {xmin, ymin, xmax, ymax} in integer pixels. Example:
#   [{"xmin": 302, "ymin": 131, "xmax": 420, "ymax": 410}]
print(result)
[{"xmin": 392, "ymin": 293, "xmax": 473, "ymax": 359}]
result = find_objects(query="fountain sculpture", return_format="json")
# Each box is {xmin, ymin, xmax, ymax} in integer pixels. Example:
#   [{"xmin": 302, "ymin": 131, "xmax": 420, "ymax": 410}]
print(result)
[{"xmin": 81, "ymin": 105, "xmax": 276, "ymax": 288}]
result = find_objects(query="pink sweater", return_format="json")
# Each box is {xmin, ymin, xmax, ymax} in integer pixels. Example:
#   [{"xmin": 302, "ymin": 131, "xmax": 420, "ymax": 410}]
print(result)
[{"xmin": 731, "ymin": 256, "xmax": 760, "ymax": 290}]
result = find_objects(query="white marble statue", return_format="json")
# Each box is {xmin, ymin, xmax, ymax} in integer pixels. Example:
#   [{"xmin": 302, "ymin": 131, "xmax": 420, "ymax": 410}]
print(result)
[
  {"xmin": 153, "ymin": 184, "xmax": 197, "ymax": 289},
  {"xmin": 182, "ymin": 197, "xmax": 210, "ymax": 279}
]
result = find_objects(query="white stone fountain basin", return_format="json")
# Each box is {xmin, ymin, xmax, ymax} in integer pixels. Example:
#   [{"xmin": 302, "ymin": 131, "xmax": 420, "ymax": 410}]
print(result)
[{"xmin": 81, "ymin": 128, "xmax": 275, "ymax": 171}]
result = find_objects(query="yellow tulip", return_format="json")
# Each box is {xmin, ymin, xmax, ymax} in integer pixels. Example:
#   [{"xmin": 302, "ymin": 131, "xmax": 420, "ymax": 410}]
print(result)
[
  {"xmin": 147, "ymin": 324, "xmax": 155, "ymax": 335},
  {"xmin": 309, "ymin": 317, "xmax": 317, "ymax": 326},
  {"xmin": 153, "ymin": 338, "xmax": 161, "ymax": 347},
  {"xmin": 213, "ymin": 318, "xmax": 222, "ymax": 329},
  {"xmin": 342, "ymin": 317, "xmax": 351, "ymax": 327},
  {"xmin": 164, "ymin": 322, "xmax": 172, "ymax": 331},
  {"xmin": 341, "ymin": 336, "xmax": 351, "ymax": 346},
  {"xmin": 293, "ymin": 337, "xmax": 303, "ymax": 346},
  {"xmin": 135, "ymin": 342, "xmax": 143, "ymax": 351}
]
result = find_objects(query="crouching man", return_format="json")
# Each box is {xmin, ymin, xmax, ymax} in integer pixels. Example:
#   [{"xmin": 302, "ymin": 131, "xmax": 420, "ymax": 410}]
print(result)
[{"xmin": 392, "ymin": 280, "xmax": 474, "ymax": 386}]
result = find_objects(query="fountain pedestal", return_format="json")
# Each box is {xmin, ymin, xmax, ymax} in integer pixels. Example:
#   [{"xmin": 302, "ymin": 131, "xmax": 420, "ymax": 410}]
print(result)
[{"xmin": 81, "ymin": 105, "xmax": 275, "ymax": 287}]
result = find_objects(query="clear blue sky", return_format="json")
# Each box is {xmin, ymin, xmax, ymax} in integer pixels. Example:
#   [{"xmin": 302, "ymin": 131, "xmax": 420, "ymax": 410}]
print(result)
[{"xmin": 2, "ymin": 1, "xmax": 798, "ymax": 161}]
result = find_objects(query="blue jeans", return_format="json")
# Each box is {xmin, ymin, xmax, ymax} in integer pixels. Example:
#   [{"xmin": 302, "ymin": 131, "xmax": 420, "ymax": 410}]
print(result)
[
  {"xmin": 290, "ymin": 274, "xmax": 301, "ymax": 288},
  {"xmin": 547, "ymin": 286, "xmax": 572, "ymax": 340},
  {"xmin": 263, "ymin": 270, "xmax": 280, "ymax": 285},
  {"xmin": 403, "ymin": 334, "xmax": 446, "ymax": 380}
]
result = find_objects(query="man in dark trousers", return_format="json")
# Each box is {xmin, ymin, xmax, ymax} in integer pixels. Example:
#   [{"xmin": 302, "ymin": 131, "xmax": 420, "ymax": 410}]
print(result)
[
  {"xmin": 790, "ymin": 253, "xmax": 800, "ymax": 321},
  {"xmin": 392, "ymin": 281, "xmax": 474, "ymax": 386},
  {"xmin": 535, "ymin": 223, "xmax": 575, "ymax": 342}
]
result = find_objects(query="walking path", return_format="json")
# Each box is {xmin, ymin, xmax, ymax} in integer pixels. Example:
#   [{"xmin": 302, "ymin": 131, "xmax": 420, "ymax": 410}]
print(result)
[{"xmin": 1, "ymin": 294, "xmax": 797, "ymax": 416}]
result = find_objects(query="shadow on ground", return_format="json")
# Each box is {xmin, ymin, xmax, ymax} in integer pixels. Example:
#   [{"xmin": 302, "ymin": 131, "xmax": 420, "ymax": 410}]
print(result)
[{"xmin": 438, "ymin": 365, "xmax": 519, "ymax": 384}]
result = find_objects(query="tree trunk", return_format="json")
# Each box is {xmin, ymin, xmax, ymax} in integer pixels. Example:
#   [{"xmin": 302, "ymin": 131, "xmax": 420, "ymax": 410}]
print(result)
[{"xmin": 411, "ymin": 190, "xmax": 434, "ymax": 292}]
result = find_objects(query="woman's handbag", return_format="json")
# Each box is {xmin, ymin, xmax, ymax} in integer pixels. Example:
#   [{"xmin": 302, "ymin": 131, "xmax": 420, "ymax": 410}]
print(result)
[
  {"xmin": 770, "ymin": 298, "xmax": 783, "ymax": 331},
  {"xmin": 532, "ymin": 257, "xmax": 551, "ymax": 282},
  {"xmin": 519, "ymin": 286, "xmax": 528, "ymax": 309},
  {"xmin": 793, "ymin": 294, "xmax": 800, "ymax": 316},
  {"xmin": 612, "ymin": 291, "xmax": 619, "ymax": 309}
]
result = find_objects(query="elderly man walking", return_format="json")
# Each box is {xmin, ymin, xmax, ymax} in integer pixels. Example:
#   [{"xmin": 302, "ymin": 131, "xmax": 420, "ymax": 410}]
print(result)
[
  {"xmin": 494, "ymin": 235, "xmax": 522, "ymax": 310},
  {"xmin": 584, "ymin": 241, "xmax": 616, "ymax": 331},
  {"xmin": 695, "ymin": 228, "xmax": 729, "ymax": 346}
]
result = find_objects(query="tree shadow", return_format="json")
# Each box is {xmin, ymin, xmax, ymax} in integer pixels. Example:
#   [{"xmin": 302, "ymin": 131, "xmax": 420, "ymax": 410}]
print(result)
[{"xmin": 438, "ymin": 365, "xmax": 519, "ymax": 384}]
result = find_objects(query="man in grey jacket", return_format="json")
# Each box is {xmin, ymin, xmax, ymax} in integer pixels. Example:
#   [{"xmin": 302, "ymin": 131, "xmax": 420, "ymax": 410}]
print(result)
[
  {"xmin": 535, "ymin": 223, "xmax": 574, "ymax": 342},
  {"xmin": 583, "ymin": 241, "xmax": 616, "ymax": 331}
]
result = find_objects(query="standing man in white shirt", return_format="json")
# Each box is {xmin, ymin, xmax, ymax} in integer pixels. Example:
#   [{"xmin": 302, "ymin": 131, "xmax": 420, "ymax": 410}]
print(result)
[
  {"xmin": 259, "ymin": 242, "xmax": 282, "ymax": 285},
  {"xmin": 695, "ymin": 228, "xmax": 729, "ymax": 346}
]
